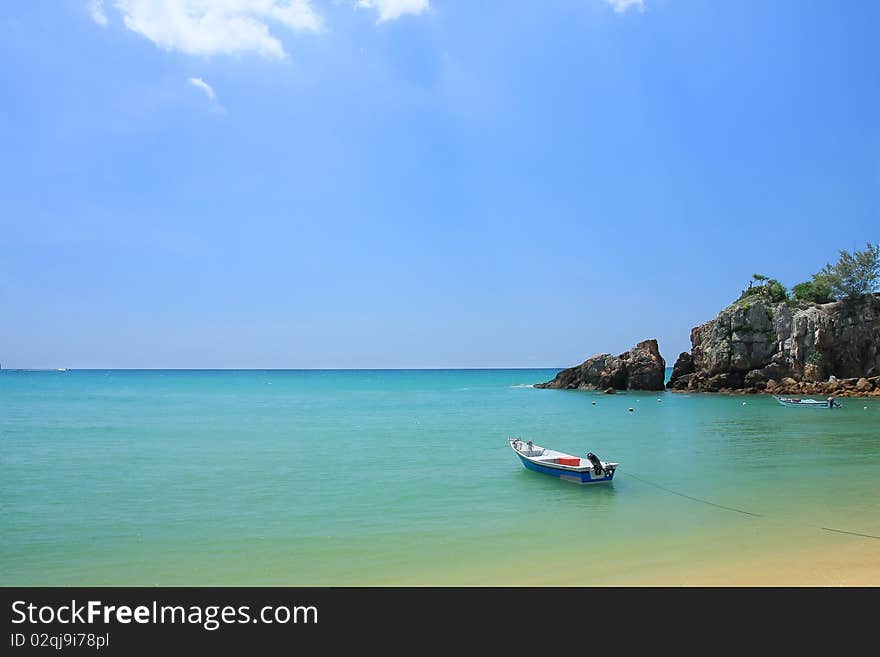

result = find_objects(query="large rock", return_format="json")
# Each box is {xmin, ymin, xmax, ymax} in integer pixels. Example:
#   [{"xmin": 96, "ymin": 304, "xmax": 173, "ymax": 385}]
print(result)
[
  {"xmin": 536, "ymin": 339, "xmax": 666, "ymax": 391},
  {"xmin": 670, "ymin": 352, "xmax": 694, "ymax": 381},
  {"xmin": 667, "ymin": 293, "xmax": 880, "ymax": 396}
]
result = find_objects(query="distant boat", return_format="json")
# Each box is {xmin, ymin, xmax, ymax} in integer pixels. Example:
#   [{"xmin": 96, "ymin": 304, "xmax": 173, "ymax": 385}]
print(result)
[
  {"xmin": 775, "ymin": 396, "xmax": 840, "ymax": 409},
  {"xmin": 56, "ymin": 368, "xmax": 67, "ymax": 372},
  {"xmin": 509, "ymin": 438, "xmax": 618, "ymax": 484}
]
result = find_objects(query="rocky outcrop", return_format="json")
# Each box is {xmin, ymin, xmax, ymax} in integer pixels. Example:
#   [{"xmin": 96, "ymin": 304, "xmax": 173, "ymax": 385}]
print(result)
[
  {"xmin": 536, "ymin": 339, "xmax": 666, "ymax": 391},
  {"xmin": 669, "ymin": 352, "xmax": 694, "ymax": 381},
  {"xmin": 667, "ymin": 293, "xmax": 880, "ymax": 396}
]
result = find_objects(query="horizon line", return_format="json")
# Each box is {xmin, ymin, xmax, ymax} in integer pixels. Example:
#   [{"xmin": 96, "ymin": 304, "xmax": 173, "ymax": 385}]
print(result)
[
  {"xmin": 1, "ymin": 365, "xmax": 677, "ymax": 372},
  {"xmin": 0, "ymin": 366, "xmax": 570, "ymax": 372}
]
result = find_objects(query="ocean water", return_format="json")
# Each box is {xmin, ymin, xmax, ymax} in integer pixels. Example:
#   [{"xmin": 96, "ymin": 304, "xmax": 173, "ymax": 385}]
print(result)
[{"xmin": 2, "ymin": 369, "xmax": 878, "ymax": 585}]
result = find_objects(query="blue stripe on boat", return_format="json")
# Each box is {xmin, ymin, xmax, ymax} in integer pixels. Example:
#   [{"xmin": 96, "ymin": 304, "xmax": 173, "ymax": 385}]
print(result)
[{"xmin": 518, "ymin": 455, "xmax": 615, "ymax": 484}]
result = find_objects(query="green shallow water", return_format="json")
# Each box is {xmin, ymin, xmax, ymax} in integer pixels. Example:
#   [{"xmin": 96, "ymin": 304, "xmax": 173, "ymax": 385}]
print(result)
[{"xmin": 1, "ymin": 369, "xmax": 878, "ymax": 585}]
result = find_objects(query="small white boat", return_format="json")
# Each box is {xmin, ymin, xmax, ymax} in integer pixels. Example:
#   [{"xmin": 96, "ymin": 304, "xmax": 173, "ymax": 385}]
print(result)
[
  {"xmin": 775, "ymin": 396, "xmax": 841, "ymax": 409},
  {"xmin": 509, "ymin": 438, "xmax": 618, "ymax": 484}
]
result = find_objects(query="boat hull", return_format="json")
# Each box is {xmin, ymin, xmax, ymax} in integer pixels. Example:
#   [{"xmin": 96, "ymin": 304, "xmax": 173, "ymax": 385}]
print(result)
[
  {"xmin": 775, "ymin": 397, "xmax": 836, "ymax": 408},
  {"xmin": 517, "ymin": 454, "xmax": 616, "ymax": 484}
]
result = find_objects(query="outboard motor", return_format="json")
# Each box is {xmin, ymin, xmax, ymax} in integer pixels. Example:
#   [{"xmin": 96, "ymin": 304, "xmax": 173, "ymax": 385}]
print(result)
[{"xmin": 586, "ymin": 452, "xmax": 604, "ymax": 476}]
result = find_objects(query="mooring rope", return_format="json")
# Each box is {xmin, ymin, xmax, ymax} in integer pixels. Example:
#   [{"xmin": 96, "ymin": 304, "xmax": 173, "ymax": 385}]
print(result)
[
  {"xmin": 819, "ymin": 527, "xmax": 880, "ymax": 540},
  {"xmin": 621, "ymin": 471, "xmax": 762, "ymax": 517},
  {"xmin": 621, "ymin": 471, "xmax": 880, "ymax": 540}
]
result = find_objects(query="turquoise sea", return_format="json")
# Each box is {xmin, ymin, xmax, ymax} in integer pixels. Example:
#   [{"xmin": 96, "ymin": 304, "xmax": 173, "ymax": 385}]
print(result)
[{"xmin": 2, "ymin": 369, "xmax": 878, "ymax": 585}]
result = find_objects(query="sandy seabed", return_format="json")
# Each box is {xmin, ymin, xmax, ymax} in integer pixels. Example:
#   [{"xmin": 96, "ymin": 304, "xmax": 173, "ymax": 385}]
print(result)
[
  {"xmin": 622, "ymin": 541, "xmax": 880, "ymax": 587},
  {"xmin": 386, "ymin": 525, "xmax": 880, "ymax": 587}
]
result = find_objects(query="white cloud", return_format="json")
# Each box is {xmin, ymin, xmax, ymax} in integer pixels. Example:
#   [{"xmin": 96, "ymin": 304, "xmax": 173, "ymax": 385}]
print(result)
[
  {"xmin": 188, "ymin": 76, "xmax": 216, "ymax": 100},
  {"xmin": 356, "ymin": 0, "xmax": 429, "ymax": 23},
  {"xmin": 108, "ymin": 1, "xmax": 323, "ymax": 58},
  {"xmin": 89, "ymin": 0, "xmax": 108, "ymax": 26},
  {"xmin": 604, "ymin": 0, "xmax": 645, "ymax": 13}
]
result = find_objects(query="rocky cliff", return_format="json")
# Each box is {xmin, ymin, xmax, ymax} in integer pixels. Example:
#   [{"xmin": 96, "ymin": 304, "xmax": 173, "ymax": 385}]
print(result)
[
  {"xmin": 536, "ymin": 339, "xmax": 666, "ymax": 391},
  {"xmin": 667, "ymin": 293, "xmax": 880, "ymax": 396}
]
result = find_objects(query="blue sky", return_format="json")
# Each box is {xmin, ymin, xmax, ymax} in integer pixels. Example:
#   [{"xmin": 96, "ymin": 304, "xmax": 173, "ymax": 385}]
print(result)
[{"xmin": 1, "ymin": 0, "xmax": 877, "ymax": 368}]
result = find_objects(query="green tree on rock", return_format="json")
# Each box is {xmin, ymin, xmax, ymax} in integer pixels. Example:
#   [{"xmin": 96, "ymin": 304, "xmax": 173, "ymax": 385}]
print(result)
[
  {"xmin": 818, "ymin": 243, "xmax": 880, "ymax": 299},
  {"xmin": 792, "ymin": 275, "xmax": 835, "ymax": 304},
  {"xmin": 739, "ymin": 274, "xmax": 788, "ymax": 303}
]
